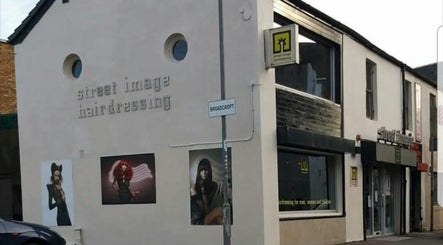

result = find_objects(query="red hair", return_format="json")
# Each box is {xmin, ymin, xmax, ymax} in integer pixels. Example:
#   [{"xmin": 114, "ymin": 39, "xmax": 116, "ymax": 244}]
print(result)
[{"xmin": 113, "ymin": 160, "xmax": 133, "ymax": 181}]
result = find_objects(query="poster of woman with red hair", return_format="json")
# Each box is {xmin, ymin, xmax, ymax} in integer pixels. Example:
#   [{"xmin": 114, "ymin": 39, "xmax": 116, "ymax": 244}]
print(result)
[{"xmin": 101, "ymin": 153, "xmax": 156, "ymax": 205}]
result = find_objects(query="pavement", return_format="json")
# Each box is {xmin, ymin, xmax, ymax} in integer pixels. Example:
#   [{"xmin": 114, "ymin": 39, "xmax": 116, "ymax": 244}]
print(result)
[{"xmin": 338, "ymin": 231, "xmax": 443, "ymax": 245}]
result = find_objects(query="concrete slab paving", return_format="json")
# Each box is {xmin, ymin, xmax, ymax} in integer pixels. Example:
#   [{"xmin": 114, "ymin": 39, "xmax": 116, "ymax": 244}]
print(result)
[{"xmin": 337, "ymin": 231, "xmax": 443, "ymax": 245}]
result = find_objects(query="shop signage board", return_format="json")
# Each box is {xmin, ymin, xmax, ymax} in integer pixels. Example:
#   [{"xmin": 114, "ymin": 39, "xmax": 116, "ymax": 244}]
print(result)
[
  {"xmin": 377, "ymin": 126, "xmax": 414, "ymax": 147},
  {"xmin": 375, "ymin": 127, "xmax": 417, "ymax": 167},
  {"xmin": 264, "ymin": 24, "xmax": 299, "ymax": 68},
  {"xmin": 350, "ymin": 166, "xmax": 358, "ymax": 187}
]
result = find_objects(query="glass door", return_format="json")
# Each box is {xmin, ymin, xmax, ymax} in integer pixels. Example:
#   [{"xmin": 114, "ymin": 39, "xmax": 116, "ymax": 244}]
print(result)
[
  {"xmin": 372, "ymin": 167, "xmax": 381, "ymax": 235},
  {"xmin": 366, "ymin": 165, "xmax": 394, "ymax": 237},
  {"xmin": 383, "ymin": 168, "xmax": 394, "ymax": 234},
  {"xmin": 364, "ymin": 165, "xmax": 373, "ymax": 237}
]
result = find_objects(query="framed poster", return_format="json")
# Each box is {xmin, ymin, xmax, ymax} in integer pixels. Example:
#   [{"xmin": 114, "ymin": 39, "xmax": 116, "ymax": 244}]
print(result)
[
  {"xmin": 189, "ymin": 148, "xmax": 232, "ymax": 225},
  {"xmin": 101, "ymin": 153, "xmax": 156, "ymax": 205},
  {"xmin": 41, "ymin": 160, "xmax": 74, "ymax": 226}
]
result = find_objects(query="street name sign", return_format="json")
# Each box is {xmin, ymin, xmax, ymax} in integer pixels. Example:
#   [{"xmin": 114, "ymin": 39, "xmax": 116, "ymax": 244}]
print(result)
[{"xmin": 208, "ymin": 98, "xmax": 236, "ymax": 117}]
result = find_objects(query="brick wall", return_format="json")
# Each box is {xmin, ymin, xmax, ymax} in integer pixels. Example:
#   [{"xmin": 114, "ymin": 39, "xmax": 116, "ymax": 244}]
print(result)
[{"xmin": 0, "ymin": 41, "xmax": 16, "ymax": 114}]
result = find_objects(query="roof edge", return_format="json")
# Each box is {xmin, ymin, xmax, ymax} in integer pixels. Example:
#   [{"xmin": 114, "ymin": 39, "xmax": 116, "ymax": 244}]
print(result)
[
  {"xmin": 8, "ymin": 0, "xmax": 56, "ymax": 45},
  {"xmin": 6, "ymin": 0, "xmax": 438, "ymax": 87}
]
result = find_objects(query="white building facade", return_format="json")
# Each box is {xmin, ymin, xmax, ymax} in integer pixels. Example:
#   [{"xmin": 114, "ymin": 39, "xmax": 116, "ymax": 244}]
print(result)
[{"xmin": 10, "ymin": 0, "xmax": 438, "ymax": 244}]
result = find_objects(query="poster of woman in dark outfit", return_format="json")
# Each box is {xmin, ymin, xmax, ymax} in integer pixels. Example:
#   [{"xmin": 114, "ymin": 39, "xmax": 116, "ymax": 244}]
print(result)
[
  {"xmin": 189, "ymin": 148, "xmax": 232, "ymax": 226},
  {"xmin": 190, "ymin": 158, "xmax": 224, "ymax": 225},
  {"xmin": 47, "ymin": 162, "xmax": 71, "ymax": 226}
]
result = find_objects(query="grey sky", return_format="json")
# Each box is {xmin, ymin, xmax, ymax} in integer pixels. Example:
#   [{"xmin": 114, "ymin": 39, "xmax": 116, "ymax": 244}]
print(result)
[
  {"xmin": 0, "ymin": 0, "xmax": 38, "ymax": 40},
  {"xmin": 1, "ymin": 0, "xmax": 442, "ymax": 68},
  {"xmin": 304, "ymin": 0, "xmax": 443, "ymax": 68}
]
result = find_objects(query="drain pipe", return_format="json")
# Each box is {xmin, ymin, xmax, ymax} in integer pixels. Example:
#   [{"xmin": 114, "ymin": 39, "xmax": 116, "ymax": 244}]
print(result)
[
  {"xmin": 430, "ymin": 148, "xmax": 434, "ymax": 232},
  {"xmin": 401, "ymin": 65, "xmax": 407, "ymax": 234},
  {"xmin": 401, "ymin": 65, "xmax": 406, "ymax": 135}
]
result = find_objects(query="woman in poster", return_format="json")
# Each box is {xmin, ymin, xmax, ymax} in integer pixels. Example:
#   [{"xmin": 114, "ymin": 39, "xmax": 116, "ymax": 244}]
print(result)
[
  {"xmin": 47, "ymin": 162, "xmax": 72, "ymax": 226},
  {"xmin": 190, "ymin": 158, "xmax": 223, "ymax": 225},
  {"xmin": 112, "ymin": 160, "xmax": 134, "ymax": 203}
]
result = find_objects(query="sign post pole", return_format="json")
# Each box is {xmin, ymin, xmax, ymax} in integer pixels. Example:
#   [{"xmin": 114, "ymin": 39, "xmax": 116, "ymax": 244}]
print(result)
[{"xmin": 217, "ymin": 0, "xmax": 231, "ymax": 244}]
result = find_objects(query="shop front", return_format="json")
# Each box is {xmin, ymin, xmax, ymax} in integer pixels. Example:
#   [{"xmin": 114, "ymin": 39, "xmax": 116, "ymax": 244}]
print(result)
[
  {"xmin": 361, "ymin": 128, "xmax": 418, "ymax": 238},
  {"xmin": 277, "ymin": 127, "xmax": 355, "ymax": 244}
]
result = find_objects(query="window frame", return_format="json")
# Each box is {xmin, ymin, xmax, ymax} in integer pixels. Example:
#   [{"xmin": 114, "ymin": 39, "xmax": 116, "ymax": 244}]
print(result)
[
  {"xmin": 430, "ymin": 93, "xmax": 437, "ymax": 141},
  {"xmin": 277, "ymin": 148, "xmax": 344, "ymax": 219},
  {"xmin": 366, "ymin": 59, "xmax": 377, "ymax": 120},
  {"xmin": 415, "ymin": 84, "xmax": 422, "ymax": 142},
  {"xmin": 274, "ymin": 15, "xmax": 341, "ymax": 104},
  {"xmin": 404, "ymin": 80, "xmax": 412, "ymax": 130}
]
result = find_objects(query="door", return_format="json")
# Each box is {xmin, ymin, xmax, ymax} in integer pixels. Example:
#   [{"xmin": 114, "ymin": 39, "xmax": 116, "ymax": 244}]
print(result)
[
  {"xmin": 383, "ymin": 167, "xmax": 394, "ymax": 234},
  {"xmin": 373, "ymin": 167, "xmax": 381, "ymax": 235},
  {"xmin": 365, "ymin": 165, "xmax": 394, "ymax": 237},
  {"xmin": 410, "ymin": 170, "xmax": 421, "ymax": 231}
]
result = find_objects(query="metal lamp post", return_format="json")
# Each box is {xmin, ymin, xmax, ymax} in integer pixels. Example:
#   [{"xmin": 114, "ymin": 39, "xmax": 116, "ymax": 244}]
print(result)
[{"xmin": 217, "ymin": 0, "xmax": 231, "ymax": 244}]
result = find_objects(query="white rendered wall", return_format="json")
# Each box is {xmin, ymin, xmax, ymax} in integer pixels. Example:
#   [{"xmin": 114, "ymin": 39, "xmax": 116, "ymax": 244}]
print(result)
[
  {"xmin": 342, "ymin": 35, "xmax": 404, "ymax": 242},
  {"xmin": 15, "ymin": 0, "xmax": 279, "ymax": 244},
  {"xmin": 405, "ymin": 71, "xmax": 438, "ymax": 231},
  {"xmin": 343, "ymin": 35, "xmax": 403, "ymax": 142}
]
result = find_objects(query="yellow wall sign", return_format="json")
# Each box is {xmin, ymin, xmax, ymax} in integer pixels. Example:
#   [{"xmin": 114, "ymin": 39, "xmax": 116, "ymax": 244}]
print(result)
[
  {"xmin": 265, "ymin": 24, "xmax": 299, "ymax": 68},
  {"xmin": 273, "ymin": 31, "xmax": 291, "ymax": 53},
  {"xmin": 351, "ymin": 166, "xmax": 358, "ymax": 187}
]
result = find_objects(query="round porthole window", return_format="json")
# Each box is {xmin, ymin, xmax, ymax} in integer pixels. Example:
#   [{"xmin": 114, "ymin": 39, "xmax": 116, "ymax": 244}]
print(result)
[
  {"xmin": 63, "ymin": 54, "xmax": 82, "ymax": 79},
  {"xmin": 165, "ymin": 34, "xmax": 188, "ymax": 62},
  {"xmin": 71, "ymin": 59, "xmax": 82, "ymax": 78},
  {"xmin": 172, "ymin": 39, "xmax": 188, "ymax": 61}
]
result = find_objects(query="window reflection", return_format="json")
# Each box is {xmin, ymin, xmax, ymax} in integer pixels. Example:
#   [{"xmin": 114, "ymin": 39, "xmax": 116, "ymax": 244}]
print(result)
[
  {"xmin": 275, "ymin": 29, "xmax": 339, "ymax": 103},
  {"xmin": 278, "ymin": 151, "xmax": 341, "ymax": 212}
]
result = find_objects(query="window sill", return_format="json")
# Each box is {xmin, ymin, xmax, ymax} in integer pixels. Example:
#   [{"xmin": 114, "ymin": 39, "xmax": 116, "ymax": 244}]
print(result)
[{"xmin": 279, "ymin": 211, "xmax": 344, "ymax": 220}]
